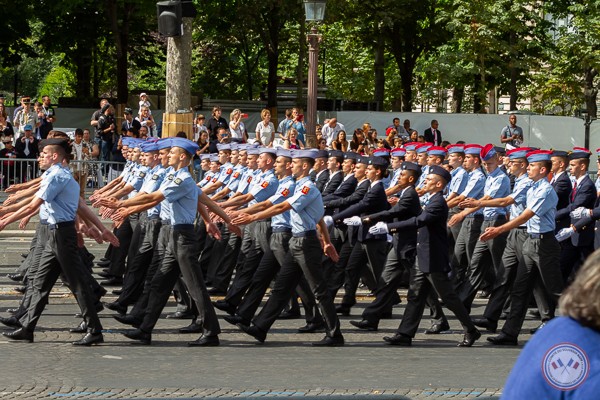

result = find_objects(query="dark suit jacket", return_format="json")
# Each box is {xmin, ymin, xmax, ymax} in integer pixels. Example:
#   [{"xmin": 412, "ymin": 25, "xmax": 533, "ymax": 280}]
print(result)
[
  {"xmin": 313, "ymin": 169, "xmax": 329, "ymax": 193},
  {"xmin": 324, "ymin": 177, "xmax": 368, "ymax": 209},
  {"xmin": 423, "ymin": 128, "xmax": 442, "ymax": 146},
  {"xmin": 15, "ymin": 137, "xmax": 39, "ymax": 159},
  {"xmin": 556, "ymin": 174, "xmax": 596, "ymax": 246},
  {"xmin": 332, "ymin": 181, "xmax": 391, "ymax": 242},
  {"xmin": 121, "ymin": 118, "xmax": 141, "ymax": 134},
  {"xmin": 552, "ymin": 172, "xmax": 572, "ymax": 231},
  {"xmin": 388, "ymin": 191, "xmax": 449, "ymax": 273},
  {"xmin": 366, "ymin": 186, "xmax": 421, "ymax": 258},
  {"xmin": 322, "ymin": 170, "xmax": 343, "ymax": 196}
]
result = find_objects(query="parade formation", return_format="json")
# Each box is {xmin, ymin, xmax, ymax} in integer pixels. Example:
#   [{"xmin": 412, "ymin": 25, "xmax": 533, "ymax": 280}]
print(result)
[{"xmin": 0, "ymin": 117, "xmax": 596, "ymax": 352}]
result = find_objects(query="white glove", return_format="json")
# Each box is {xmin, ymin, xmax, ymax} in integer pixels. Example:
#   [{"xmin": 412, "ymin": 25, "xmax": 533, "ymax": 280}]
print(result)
[
  {"xmin": 570, "ymin": 207, "xmax": 591, "ymax": 219},
  {"xmin": 555, "ymin": 227, "xmax": 575, "ymax": 242},
  {"xmin": 323, "ymin": 215, "xmax": 333, "ymax": 228},
  {"xmin": 368, "ymin": 221, "xmax": 389, "ymax": 235},
  {"xmin": 386, "ymin": 234, "xmax": 393, "ymax": 243},
  {"xmin": 343, "ymin": 216, "xmax": 362, "ymax": 226}
]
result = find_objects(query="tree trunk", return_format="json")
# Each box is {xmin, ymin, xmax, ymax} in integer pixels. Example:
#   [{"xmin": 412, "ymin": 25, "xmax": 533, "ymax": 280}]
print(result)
[
  {"xmin": 473, "ymin": 74, "xmax": 485, "ymax": 113},
  {"xmin": 373, "ymin": 32, "xmax": 385, "ymax": 111},
  {"xmin": 165, "ymin": 18, "xmax": 193, "ymax": 112},
  {"xmin": 584, "ymin": 67, "xmax": 598, "ymax": 118},
  {"xmin": 398, "ymin": 61, "xmax": 415, "ymax": 112},
  {"xmin": 107, "ymin": 0, "xmax": 130, "ymax": 104},
  {"xmin": 74, "ymin": 51, "xmax": 92, "ymax": 99},
  {"xmin": 451, "ymin": 87, "xmax": 463, "ymax": 113}
]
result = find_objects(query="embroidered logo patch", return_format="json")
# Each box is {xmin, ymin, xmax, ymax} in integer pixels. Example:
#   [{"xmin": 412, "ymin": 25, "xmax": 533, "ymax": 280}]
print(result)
[
  {"xmin": 139, "ymin": 172, "xmax": 146, "ymax": 178},
  {"xmin": 174, "ymin": 178, "xmax": 182, "ymax": 185},
  {"xmin": 152, "ymin": 174, "xmax": 159, "ymax": 180},
  {"xmin": 205, "ymin": 175, "xmax": 211, "ymax": 181},
  {"xmin": 247, "ymin": 176, "xmax": 253, "ymax": 183},
  {"xmin": 281, "ymin": 188, "xmax": 290, "ymax": 197},
  {"xmin": 233, "ymin": 172, "xmax": 240, "ymax": 178},
  {"xmin": 261, "ymin": 181, "xmax": 269, "ymax": 189},
  {"xmin": 167, "ymin": 174, "xmax": 175, "ymax": 181},
  {"xmin": 542, "ymin": 343, "xmax": 589, "ymax": 391},
  {"xmin": 212, "ymin": 177, "xmax": 218, "ymax": 183},
  {"xmin": 301, "ymin": 186, "xmax": 310, "ymax": 195},
  {"xmin": 227, "ymin": 168, "xmax": 233, "ymax": 174}
]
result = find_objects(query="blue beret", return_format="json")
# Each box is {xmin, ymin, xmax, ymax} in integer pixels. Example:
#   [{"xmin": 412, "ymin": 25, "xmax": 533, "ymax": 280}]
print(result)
[
  {"xmin": 464, "ymin": 144, "xmax": 483, "ymax": 156},
  {"xmin": 328, "ymin": 150, "xmax": 344, "ymax": 159},
  {"xmin": 427, "ymin": 146, "xmax": 447, "ymax": 157},
  {"xmin": 157, "ymin": 138, "xmax": 172, "ymax": 150},
  {"xmin": 401, "ymin": 161, "xmax": 421, "ymax": 175},
  {"xmin": 170, "ymin": 138, "xmax": 199, "ymax": 155},
  {"xmin": 209, "ymin": 154, "xmax": 220, "ymax": 163},
  {"xmin": 344, "ymin": 152, "xmax": 358, "ymax": 161},
  {"xmin": 372, "ymin": 148, "xmax": 390, "ymax": 158},
  {"xmin": 246, "ymin": 147, "xmax": 261, "ymax": 155},
  {"xmin": 480, "ymin": 144, "xmax": 497, "ymax": 161},
  {"xmin": 276, "ymin": 148, "xmax": 292, "ymax": 159},
  {"xmin": 259, "ymin": 147, "xmax": 277, "ymax": 156},
  {"xmin": 316, "ymin": 150, "xmax": 329, "ymax": 159},
  {"xmin": 569, "ymin": 147, "xmax": 591, "ymax": 160},
  {"xmin": 390, "ymin": 148, "xmax": 406, "ymax": 157},
  {"xmin": 140, "ymin": 141, "xmax": 159, "ymax": 152},
  {"xmin": 200, "ymin": 153, "xmax": 211, "ymax": 160},
  {"xmin": 403, "ymin": 142, "xmax": 419, "ymax": 152},
  {"xmin": 369, "ymin": 156, "xmax": 389, "ymax": 167},
  {"xmin": 416, "ymin": 143, "xmax": 433, "ymax": 154},
  {"xmin": 217, "ymin": 143, "xmax": 232, "ymax": 151},
  {"xmin": 507, "ymin": 147, "xmax": 530, "ymax": 160},
  {"xmin": 551, "ymin": 150, "xmax": 569, "ymax": 158},
  {"xmin": 494, "ymin": 146, "xmax": 506, "ymax": 155},
  {"xmin": 428, "ymin": 165, "xmax": 452, "ymax": 184},
  {"xmin": 526, "ymin": 150, "xmax": 552, "ymax": 163},
  {"xmin": 291, "ymin": 149, "xmax": 318, "ymax": 159},
  {"xmin": 356, "ymin": 156, "xmax": 370, "ymax": 165},
  {"xmin": 446, "ymin": 144, "xmax": 465, "ymax": 154}
]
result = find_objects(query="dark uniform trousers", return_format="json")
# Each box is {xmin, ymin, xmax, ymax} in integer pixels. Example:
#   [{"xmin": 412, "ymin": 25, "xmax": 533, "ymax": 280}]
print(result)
[
  {"xmin": 224, "ymin": 220, "xmax": 271, "ymax": 307},
  {"xmin": 361, "ymin": 248, "xmax": 415, "ymax": 324},
  {"xmin": 20, "ymin": 222, "xmax": 102, "ymax": 333},
  {"xmin": 207, "ymin": 224, "xmax": 242, "ymax": 292},
  {"xmin": 117, "ymin": 217, "xmax": 162, "ymax": 306},
  {"xmin": 15, "ymin": 224, "xmax": 50, "ymax": 319},
  {"xmin": 139, "ymin": 225, "xmax": 221, "ymax": 337},
  {"xmin": 236, "ymin": 231, "xmax": 323, "ymax": 325},
  {"xmin": 501, "ymin": 235, "xmax": 563, "ymax": 338},
  {"xmin": 453, "ymin": 215, "xmax": 483, "ymax": 285},
  {"xmin": 17, "ymin": 234, "xmax": 37, "ymax": 276},
  {"xmin": 340, "ymin": 239, "xmax": 388, "ymax": 307},
  {"xmin": 325, "ymin": 227, "xmax": 355, "ymax": 298},
  {"xmin": 107, "ymin": 215, "xmax": 133, "ymax": 277},
  {"xmin": 129, "ymin": 223, "xmax": 171, "ymax": 320},
  {"xmin": 447, "ymin": 206, "xmax": 463, "ymax": 262},
  {"xmin": 253, "ymin": 234, "xmax": 342, "ymax": 339},
  {"xmin": 458, "ymin": 217, "xmax": 508, "ymax": 312},
  {"xmin": 397, "ymin": 264, "xmax": 475, "ymax": 338}
]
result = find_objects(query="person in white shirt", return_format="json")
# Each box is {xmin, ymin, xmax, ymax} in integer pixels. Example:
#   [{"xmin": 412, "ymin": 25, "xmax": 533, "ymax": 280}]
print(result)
[
  {"xmin": 255, "ymin": 109, "xmax": 275, "ymax": 147},
  {"xmin": 229, "ymin": 109, "xmax": 247, "ymax": 143},
  {"xmin": 321, "ymin": 118, "xmax": 345, "ymax": 148}
]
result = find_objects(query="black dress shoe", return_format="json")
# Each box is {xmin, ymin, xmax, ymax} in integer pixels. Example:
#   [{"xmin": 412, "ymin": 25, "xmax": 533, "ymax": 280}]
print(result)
[
  {"xmin": 96, "ymin": 260, "xmax": 110, "ymax": 267},
  {"xmin": 72, "ymin": 332, "xmax": 104, "ymax": 346},
  {"xmin": 383, "ymin": 333, "xmax": 412, "ymax": 346},
  {"xmin": 207, "ymin": 287, "xmax": 227, "ymax": 296},
  {"xmin": 349, "ymin": 320, "xmax": 378, "ymax": 331},
  {"xmin": 112, "ymin": 289, "xmax": 122, "ymax": 296},
  {"xmin": 0, "ymin": 315, "xmax": 22, "ymax": 329},
  {"xmin": 499, "ymin": 312, "xmax": 508, "ymax": 320},
  {"xmin": 335, "ymin": 305, "xmax": 350, "ymax": 316},
  {"xmin": 312, "ymin": 335, "xmax": 344, "ymax": 347},
  {"xmin": 297, "ymin": 322, "xmax": 326, "ymax": 333},
  {"xmin": 7, "ymin": 308, "xmax": 21, "ymax": 315},
  {"xmin": 236, "ymin": 323, "xmax": 266, "ymax": 343},
  {"xmin": 212, "ymin": 300, "xmax": 236, "ymax": 316},
  {"xmin": 20, "ymin": 253, "xmax": 28, "ymax": 259},
  {"xmin": 3, "ymin": 327, "xmax": 33, "ymax": 342},
  {"xmin": 113, "ymin": 314, "xmax": 142, "ymax": 327},
  {"xmin": 472, "ymin": 317, "xmax": 498, "ymax": 333},
  {"xmin": 528, "ymin": 309, "xmax": 541, "ymax": 318},
  {"xmin": 14, "ymin": 286, "xmax": 26, "ymax": 294},
  {"xmin": 7, "ymin": 273, "xmax": 24, "ymax": 282},
  {"xmin": 458, "ymin": 328, "xmax": 481, "ymax": 347},
  {"xmin": 179, "ymin": 321, "xmax": 202, "ymax": 334},
  {"xmin": 97, "ymin": 271, "xmax": 113, "ymax": 279},
  {"xmin": 165, "ymin": 310, "xmax": 194, "ymax": 319},
  {"xmin": 530, "ymin": 321, "xmax": 547, "ymax": 334},
  {"xmin": 69, "ymin": 320, "xmax": 87, "ymax": 333},
  {"xmin": 424, "ymin": 321, "xmax": 450, "ymax": 334},
  {"xmin": 223, "ymin": 314, "xmax": 250, "ymax": 327},
  {"xmin": 100, "ymin": 277, "xmax": 123, "ymax": 286},
  {"xmin": 123, "ymin": 329, "xmax": 151, "ymax": 345},
  {"xmin": 104, "ymin": 301, "xmax": 127, "ymax": 315},
  {"xmin": 476, "ymin": 289, "xmax": 491, "ymax": 299},
  {"xmin": 278, "ymin": 309, "xmax": 301, "ymax": 319},
  {"xmin": 187, "ymin": 335, "xmax": 220, "ymax": 347},
  {"xmin": 487, "ymin": 332, "xmax": 518, "ymax": 346}
]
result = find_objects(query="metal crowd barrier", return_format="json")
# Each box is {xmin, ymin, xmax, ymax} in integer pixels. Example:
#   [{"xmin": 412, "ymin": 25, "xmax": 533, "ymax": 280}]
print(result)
[{"xmin": 0, "ymin": 158, "xmax": 126, "ymax": 191}]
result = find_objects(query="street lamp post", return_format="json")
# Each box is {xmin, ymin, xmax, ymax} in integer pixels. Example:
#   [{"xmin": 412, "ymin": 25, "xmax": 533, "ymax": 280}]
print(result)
[
  {"xmin": 303, "ymin": 0, "xmax": 326, "ymax": 148},
  {"xmin": 582, "ymin": 111, "xmax": 593, "ymax": 150}
]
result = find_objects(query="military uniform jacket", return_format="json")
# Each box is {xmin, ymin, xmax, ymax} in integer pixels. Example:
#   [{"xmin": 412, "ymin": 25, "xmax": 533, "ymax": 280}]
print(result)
[
  {"xmin": 556, "ymin": 175, "xmax": 597, "ymax": 246},
  {"xmin": 332, "ymin": 180, "xmax": 391, "ymax": 242},
  {"xmin": 552, "ymin": 171, "xmax": 573, "ymax": 231},
  {"xmin": 366, "ymin": 185, "xmax": 421, "ymax": 258},
  {"xmin": 313, "ymin": 169, "xmax": 330, "ymax": 193},
  {"xmin": 388, "ymin": 191, "xmax": 449, "ymax": 274},
  {"xmin": 322, "ymin": 170, "xmax": 344, "ymax": 196}
]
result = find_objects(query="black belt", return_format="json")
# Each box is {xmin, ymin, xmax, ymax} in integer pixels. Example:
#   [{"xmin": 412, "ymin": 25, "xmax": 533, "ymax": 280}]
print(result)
[
  {"xmin": 40, "ymin": 219, "xmax": 48, "ymax": 225},
  {"xmin": 293, "ymin": 230, "xmax": 317, "ymax": 238},
  {"xmin": 49, "ymin": 221, "xmax": 75, "ymax": 230},
  {"xmin": 484, "ymin": 216, "xmax": 506, "ymax": 222},
  {"xmin": 528, "ymin": 232, "xmax": 553, "ymax": 239},
  {"xmin": 161, "ymin": 219, "xmax": 171, "ymax": 225},
  {"xmin": 173, "ymin": 224, "xmax": 194, "ymax": 231},
  {"xmin": 516, "ymin": 226, "xmax": 527, "ymax": 230},
  {"xmin": 272, "ymin": 227, "xmax": 292, "ymax": 233}
]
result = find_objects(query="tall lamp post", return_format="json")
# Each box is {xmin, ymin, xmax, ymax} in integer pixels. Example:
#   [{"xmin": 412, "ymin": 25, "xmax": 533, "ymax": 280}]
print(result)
[
  {"xmin": 581, "ymin": 110, "xmax": 595, "ymax": 150},
  {"xmin": 303, "ymin": 0, "xmax": 326, "ymax": 148}
]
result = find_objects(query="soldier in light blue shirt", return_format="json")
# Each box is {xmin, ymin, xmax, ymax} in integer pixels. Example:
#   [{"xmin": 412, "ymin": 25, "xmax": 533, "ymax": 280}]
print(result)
[
  {"xmin": 119, "ymin": 138, "xmax": 239, "ymax": 347},
  {"xmin": 231, "ymin": 149, "xmax": 343, "ymax": 346},
  {"xmin": 445, "ymin": 144, "xmax": 469, "ymax": 258},
  {"xmin": 481, "ymin": 150, "xmax": 563, "ymax": 346},
  {"xmin": 0, "ymin": 139, "xmax": 104, "ymax": 345}
]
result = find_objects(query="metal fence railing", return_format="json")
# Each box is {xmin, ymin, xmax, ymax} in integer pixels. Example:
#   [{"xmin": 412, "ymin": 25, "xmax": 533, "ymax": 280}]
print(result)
[{"xmin": 0, "ymin": 158, "xmax": 127, "ymax": 191}]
